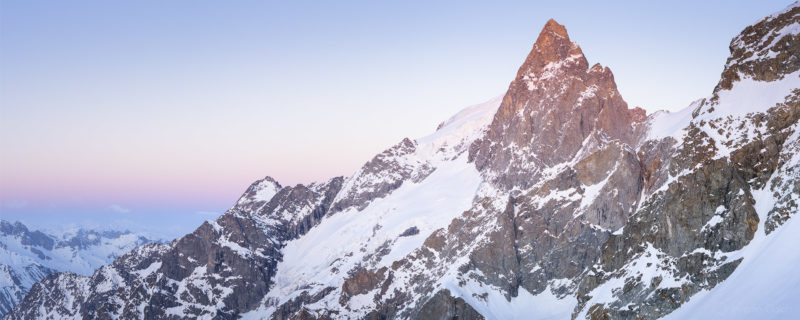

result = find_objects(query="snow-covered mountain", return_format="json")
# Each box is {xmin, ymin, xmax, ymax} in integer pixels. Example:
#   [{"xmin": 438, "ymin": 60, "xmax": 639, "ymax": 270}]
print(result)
[
  {"xmin": 0, "ymin": 220, "xmax": 154, "ymax": 317},
  {"xmin": 6, "ymin": 2, "xmax": 800, "ymax": 319}
]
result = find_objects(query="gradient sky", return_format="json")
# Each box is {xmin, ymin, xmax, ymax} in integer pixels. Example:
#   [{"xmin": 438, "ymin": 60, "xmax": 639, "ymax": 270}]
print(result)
[{"xmin": 0, "ymin": 0, "xmax": 791, "ymax": 238}]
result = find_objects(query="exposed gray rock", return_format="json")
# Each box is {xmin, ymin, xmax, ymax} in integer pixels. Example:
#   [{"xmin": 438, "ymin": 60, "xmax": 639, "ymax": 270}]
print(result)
[
  {"xmin": 417, "ymin": 289, "xmax": 484, "ymax": 320},
  {"xmin": 332, "ymin": 138, "xmax": 434, "ymax": 213}
]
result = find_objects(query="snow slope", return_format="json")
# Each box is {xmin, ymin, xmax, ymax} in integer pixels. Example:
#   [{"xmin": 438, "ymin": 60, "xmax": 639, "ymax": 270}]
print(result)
[
  {"xmin": 416, "ymin": 95, "xmax": 503, "ymax": 159},
  {"xmin": 267, "ymin": 154, "xmax": 482, "ymax": 304},
  {"xmin": 246, "ymin": 97, "xmax": 502, "ymax": 317}
]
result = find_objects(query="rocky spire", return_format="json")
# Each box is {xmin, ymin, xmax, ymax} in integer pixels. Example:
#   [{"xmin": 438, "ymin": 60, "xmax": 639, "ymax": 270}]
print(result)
[
  {"xmin": 469, "ymin": 19, "xmax": 639, "ymax": 190},
  {"xmin": 516, "ymin": 19, "xmax": 588, "ymax": 79}
]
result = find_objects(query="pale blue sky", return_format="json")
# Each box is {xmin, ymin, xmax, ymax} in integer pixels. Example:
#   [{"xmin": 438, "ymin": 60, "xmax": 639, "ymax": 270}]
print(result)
[{"xmin": 0, "ymin": 0, "xmax": 791, "ymax": 238}]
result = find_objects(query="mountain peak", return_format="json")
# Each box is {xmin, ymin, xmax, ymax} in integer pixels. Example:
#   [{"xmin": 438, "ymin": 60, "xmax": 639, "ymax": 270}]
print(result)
[
  {"xmin": 516, "ymin": 19, "xmax": 586, "ymax": 79},
  {"xmin": 541, "ymin": 18, "xmax": 569, "ymax": 39},
  {"xmin": 471, "ymin": 19, "xmax": 634, "ymax": 190}
]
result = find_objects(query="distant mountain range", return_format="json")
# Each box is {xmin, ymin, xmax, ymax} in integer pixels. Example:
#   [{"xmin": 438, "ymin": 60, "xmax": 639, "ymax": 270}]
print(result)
[
  {"xmin": 0, "ymin": 220, "xmax": 155, "ymax": 317},
  {"xmin": 4, "ymin": 2, "xmax": 800, "ymax": 319}
]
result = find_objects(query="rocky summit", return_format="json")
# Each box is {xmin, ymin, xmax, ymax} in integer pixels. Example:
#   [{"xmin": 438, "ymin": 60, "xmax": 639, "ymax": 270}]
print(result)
[
  {"xmin": 471, "ymin": 19, "xmax": 637, "ymax": 191},
  {"xmin": 6, "ymin": 2, "xmax": 800, "ymax": 320}
]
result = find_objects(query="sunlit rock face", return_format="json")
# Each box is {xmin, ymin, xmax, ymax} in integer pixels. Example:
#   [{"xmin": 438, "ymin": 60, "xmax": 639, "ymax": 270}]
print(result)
[{"xmin": 470, "ymin": 19, "xmax": 639, "ymax": 191}]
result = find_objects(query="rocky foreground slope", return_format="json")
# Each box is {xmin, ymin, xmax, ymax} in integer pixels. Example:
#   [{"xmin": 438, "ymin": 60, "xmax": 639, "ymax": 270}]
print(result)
[
  {"xmin": 6, "ymin": 2, "xmax": 800, "ymax": 319},
  {"xmin": 0, "ymin": 220, "xmax": 153, "ymax": 317}
]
